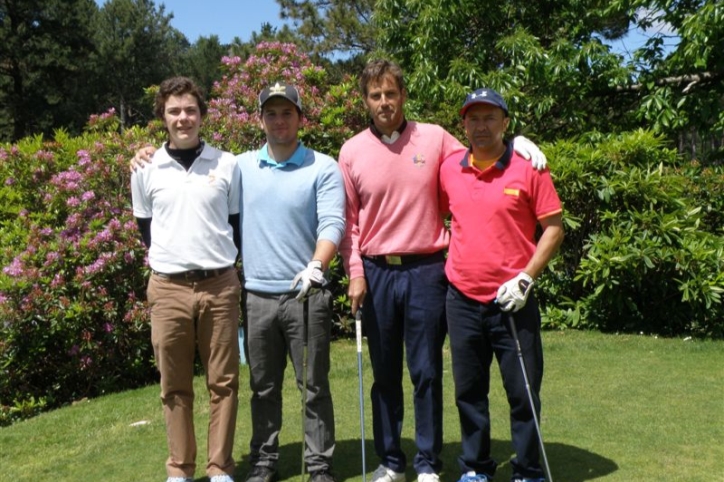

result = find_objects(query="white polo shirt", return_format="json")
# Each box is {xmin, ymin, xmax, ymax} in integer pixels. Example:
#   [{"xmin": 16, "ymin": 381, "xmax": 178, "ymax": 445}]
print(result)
[{"xmin": 130, "ymin": 143, "xmax": 241, "ymax": 273}]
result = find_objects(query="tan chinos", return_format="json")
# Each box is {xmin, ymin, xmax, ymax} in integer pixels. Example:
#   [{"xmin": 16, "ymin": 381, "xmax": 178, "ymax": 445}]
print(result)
[{"xmin": 148, "ymin": 268, "xmax": 241, "ymax": 479}]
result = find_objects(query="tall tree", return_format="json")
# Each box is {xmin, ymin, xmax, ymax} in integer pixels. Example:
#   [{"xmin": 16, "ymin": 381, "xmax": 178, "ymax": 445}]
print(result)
[
  {"xmin": 373, "ymin": 0, "xmax": 635, "ymax": 137},
  {"xmin": 228, "ymin": 22, "xmax": 304, "ymax": 59},
  {"xmin": 179, "ymin": 35, "xmax": 228, "ymax": 97},
  {"xmin": 276, "ymin": 0, "xmax": 376, "ymax": 57},
  {"xmin": 0, "ymin": 0, "xmax": 99, "ymax": 141},
  {"xmin": 373, "ymin": 0, "xmax": 723, "ymax": 163},
  {"xmin": 93, "ymin": 0, "xmax": 187, "ymax": 128},
  {"xmin": 609, "ymin": 0, "xmax": 724, "ymax": 162}
]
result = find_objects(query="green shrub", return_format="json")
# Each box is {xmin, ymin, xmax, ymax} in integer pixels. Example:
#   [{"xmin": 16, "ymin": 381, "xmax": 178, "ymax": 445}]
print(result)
[
  {"xmin": 0, "ymin": 110, "xmax": 165, "ymax": 420},
  {"xmin": 539, "ymin": 130, "xmax": 724, "ymax": 336}
]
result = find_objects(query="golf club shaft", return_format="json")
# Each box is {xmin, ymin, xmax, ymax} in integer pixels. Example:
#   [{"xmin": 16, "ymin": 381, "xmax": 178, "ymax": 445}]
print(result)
[
  {"xmin": 301, "ymin": 297, "xmax": 309, "ymax": 482},
  {"xmin": 355, "ymin": 309, "xmax": 366, "ymax": 481},
  {"xmin": 508, "ymin": 313, "xmax": 553, "ymax": 482}
]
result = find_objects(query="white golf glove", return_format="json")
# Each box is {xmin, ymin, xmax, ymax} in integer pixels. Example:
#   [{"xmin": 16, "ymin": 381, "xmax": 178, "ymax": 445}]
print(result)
[
  {"xmin": 496, "ymin": 272, "xmax": 535, "ymax": 312},
  {"xmin": 290, "ymin": 260, "xmax": 325, "ymax": 301},
  {"xmin": 513, "ymin": 135, "xmax": 547, "ymax": 171}
]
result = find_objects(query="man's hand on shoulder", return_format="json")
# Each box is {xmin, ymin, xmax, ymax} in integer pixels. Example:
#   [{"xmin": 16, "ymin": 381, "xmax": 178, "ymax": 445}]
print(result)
[
  {"xmin": 130, "ymin": 145, "xmax": 158, "ymax": 172},
  {"xmin": 512, "ymin": 136, "xmax": 547, "ymax": 171}
]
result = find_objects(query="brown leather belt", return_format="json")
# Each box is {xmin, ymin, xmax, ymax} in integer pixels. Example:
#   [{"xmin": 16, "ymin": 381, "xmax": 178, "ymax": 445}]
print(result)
[
  {"xmin": 363, "ymin": 251, "xmax": 443, "ymax": 266},
  {"xmin": 152, "ymin": 266, "xmax": 233, "ymax": 282}
]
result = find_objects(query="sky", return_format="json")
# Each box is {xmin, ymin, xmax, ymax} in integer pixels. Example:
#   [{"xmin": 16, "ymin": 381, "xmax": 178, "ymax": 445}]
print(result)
[
  {"xmin": 94, "ymin": 1, "xmax": 677, "ymax": 59},
  {"xmin": 607, "ymin": 11, "xmax": 679, "ymax": 60},
  {"xmin": 94, "ymin": 0, "xmax": 289, "ymax": 44}
]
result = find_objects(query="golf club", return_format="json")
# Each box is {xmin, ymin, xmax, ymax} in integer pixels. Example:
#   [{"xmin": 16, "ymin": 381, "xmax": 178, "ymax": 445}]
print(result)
[
  {"xmin": 301, "ymin": 296, "xmax": 309, "ymax": 482},
  {"xmin": 507, "ymin": 312, "xmax": 554, "ymax": 482},
  {"xmin": 355, "ymin": 309, "xmax": 366, "ymax": 482}
]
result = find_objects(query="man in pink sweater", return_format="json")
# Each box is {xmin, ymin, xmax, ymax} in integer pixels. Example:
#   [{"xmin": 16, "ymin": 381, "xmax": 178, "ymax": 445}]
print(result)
[{"xmin": 338, "ymin": 59, "xmax": 547, "ymax": 482}]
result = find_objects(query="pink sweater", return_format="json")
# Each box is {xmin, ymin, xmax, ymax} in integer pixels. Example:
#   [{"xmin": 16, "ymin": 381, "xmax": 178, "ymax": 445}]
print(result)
[{"xmin": 339, "ymin": 121, "xmax": 465, "ymax": 279}]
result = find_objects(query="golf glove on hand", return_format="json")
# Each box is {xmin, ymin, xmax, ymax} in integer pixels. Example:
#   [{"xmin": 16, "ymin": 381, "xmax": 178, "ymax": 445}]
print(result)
[
  {"xmin": 513, "ymin": 135, "xmax": 547, "ymax": 171},
  {"xmin": 497, "ymin": 272, "xmax": 535, "ymax": 312},
  {"xmin": 291, "ymin": 260, "xmax": 325, "ymax": 301}
]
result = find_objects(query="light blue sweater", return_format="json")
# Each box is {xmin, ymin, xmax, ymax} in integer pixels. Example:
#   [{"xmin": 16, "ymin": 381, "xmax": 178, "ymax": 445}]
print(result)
[{"xmin": 237, "ymin": 143, "xmax": 346, "ymax": 293}]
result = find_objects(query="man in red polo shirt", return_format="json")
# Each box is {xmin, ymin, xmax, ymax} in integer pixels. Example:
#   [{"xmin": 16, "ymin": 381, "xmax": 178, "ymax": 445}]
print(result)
[{"xmin": 439, "ymin": 88, "xmax": 564, "ymax": 482}]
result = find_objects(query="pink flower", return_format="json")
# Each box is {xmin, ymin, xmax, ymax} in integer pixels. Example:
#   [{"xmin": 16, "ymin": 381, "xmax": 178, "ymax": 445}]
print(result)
[
  {"xmin": 77, "ymin": 150, "xmax": 91, "ymax": 166},
  {"xmin": 44, "ymin": 252, "xmax": 61, "ymax": 266},
  {"xmin": 93, "ymin": 229, "xmax": 113, "ymax": 245},
  {"xmin": 80, "ymin": 355, "xmax": 93, "ymax": 369},
  {"xmin": 85, "ymin": 252, "xmax": 113, "ymax": 275},
  {"xmin": 3, "ymin": 257, "xmax": 24, "ymax": 277},
  {"xmin": 50, "ymin": 273, "xmax": 64, "ymax": 288}
]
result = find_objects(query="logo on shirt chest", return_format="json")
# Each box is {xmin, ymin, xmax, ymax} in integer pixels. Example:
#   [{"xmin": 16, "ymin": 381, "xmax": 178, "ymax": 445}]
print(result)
[
  {"xmin": 207, "ymin": 168, "xmax": 217, "ymax": 184},
  {"xmin": 412, "ymin": 154, "xmax": 426, "ymax": 167}
]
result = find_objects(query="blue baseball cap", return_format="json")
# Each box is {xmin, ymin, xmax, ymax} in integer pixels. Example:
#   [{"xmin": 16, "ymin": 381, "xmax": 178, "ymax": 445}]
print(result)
[{"xmin": 460, "ymin": 88, "xmax": 508, "ymax": 117}]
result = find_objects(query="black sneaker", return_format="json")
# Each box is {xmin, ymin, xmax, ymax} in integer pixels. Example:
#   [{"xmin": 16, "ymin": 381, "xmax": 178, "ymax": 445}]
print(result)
[
  {"xmin": 245, "ymin": 466, "xmax": 278, "ymax": 482},
  {"xmin": 309, "ymin": 469, "xmax": 337, "ymax": 482}
]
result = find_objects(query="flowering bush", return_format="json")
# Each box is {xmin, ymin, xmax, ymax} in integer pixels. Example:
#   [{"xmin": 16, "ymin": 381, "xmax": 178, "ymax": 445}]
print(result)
[
  {"xmin": 205, "ymin": 42, "xmax": 366, "ymax": 157},
  {"xmin": 0, "ymin": 113, "xmax": 164, "ymax": 423}
]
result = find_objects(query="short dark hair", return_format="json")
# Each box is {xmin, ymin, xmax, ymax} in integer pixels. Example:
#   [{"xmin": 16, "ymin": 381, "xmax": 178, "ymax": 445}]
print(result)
[
  {"xmin": 359, "ymin": 59, "xmax": 405, "ymax": 97},
  {"xmin": 154, "ymin": 76, "xmax": 207, "ymax": 120}
]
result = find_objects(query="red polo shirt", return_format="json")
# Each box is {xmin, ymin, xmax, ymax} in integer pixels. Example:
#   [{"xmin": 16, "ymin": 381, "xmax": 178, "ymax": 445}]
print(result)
[{"xmin": 439, "ymin": 143, "xmax": 562, "ymax": 303}]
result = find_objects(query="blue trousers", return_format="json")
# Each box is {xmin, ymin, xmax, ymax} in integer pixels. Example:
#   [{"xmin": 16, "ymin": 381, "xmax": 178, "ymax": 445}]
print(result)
[
  {"xmin": 446, "ymin": 284, "xmax": 545, "ymax": 480},
  {"xmin": 362, "ymin": 252, "xmax": 447, "ymax": 475}
]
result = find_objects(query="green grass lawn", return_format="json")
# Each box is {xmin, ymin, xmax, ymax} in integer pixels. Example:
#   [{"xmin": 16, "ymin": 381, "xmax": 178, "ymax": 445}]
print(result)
[{"xmin": 1, "ymin": 330, "xmax": 722, "ymax": 482}]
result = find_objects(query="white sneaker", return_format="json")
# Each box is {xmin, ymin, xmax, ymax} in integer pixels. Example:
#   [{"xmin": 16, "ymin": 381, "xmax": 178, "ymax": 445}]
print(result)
[
  {"xmin": 372, "ymin": 465, "xmax": 405, "ymax": 482},
  {"xmin": 166, "ymin": 478, "xmax": 193, "ymax": 482},
  {"xmin": 418, "ymin": 473, "xmax": 439, "ymax": 482},
  {"xmin": 211, "ymin": 476, "xmax": 235, "ymax": 482}
]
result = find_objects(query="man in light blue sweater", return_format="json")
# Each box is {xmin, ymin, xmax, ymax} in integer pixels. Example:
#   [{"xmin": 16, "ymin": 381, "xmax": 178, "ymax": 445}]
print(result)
[
  {"xmin": 131, "ymin": 82, "xmax": 345, "ymax": 482},
  {"xmin": 239, "ymin": 83, "xmax": 345, "ymax": 482}
]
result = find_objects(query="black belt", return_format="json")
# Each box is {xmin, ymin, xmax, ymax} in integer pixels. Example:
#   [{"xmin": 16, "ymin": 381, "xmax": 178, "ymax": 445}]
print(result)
[
  {"xmin": 152, "ymin": 266, "xmax": 233, "ymax": 282},
  {"xmin": 363, "ymin": 250, "xmax": 443, "ymax": 266}
]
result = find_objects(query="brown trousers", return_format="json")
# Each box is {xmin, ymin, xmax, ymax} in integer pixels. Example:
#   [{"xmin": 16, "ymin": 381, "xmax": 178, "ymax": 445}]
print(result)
[{"xmin": 148, "ymin": 268, "xmax": 241, "ymax": 478}]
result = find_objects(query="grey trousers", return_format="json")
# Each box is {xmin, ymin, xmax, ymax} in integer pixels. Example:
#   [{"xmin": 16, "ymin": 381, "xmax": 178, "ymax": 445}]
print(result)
[{"xmin": 242, "ymin": 289, "xmax": 335, "ymax": 473}]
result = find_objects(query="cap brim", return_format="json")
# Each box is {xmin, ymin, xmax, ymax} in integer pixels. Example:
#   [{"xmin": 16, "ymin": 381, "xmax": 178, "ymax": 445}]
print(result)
[{"xmin": 460, "ymin": 100, "xmax": 507, "ymax": 116}]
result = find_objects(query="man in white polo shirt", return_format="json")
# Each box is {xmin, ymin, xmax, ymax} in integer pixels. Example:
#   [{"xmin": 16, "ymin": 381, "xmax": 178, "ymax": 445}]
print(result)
[{"xmin": 131, "ymin": 76, "xmax": 242, "ymax": 482}]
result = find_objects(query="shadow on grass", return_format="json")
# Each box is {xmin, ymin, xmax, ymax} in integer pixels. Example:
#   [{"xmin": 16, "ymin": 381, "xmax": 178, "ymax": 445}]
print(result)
[{"xmin": 205, "ymin": 438, "xmax": 617, "ymax": 482}]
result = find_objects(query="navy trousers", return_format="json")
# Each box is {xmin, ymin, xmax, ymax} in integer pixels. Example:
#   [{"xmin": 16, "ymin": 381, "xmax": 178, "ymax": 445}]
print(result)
[
  {"xmin": 446, "ymin": 284, "xmax": 545, "ymax": 481},
  {"xmin": 362, "ymin": 252, "xmax": 448, "ymax": 475}
]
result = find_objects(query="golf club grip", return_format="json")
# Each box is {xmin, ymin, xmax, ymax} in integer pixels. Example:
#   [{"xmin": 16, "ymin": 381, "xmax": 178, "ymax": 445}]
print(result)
[{"xmin": 355, "ymin": 310, "xmax": 363, "ymax": 353}]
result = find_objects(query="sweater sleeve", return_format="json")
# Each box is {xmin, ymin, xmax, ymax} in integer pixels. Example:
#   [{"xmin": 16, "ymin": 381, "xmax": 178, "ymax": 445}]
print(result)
[
  {"xmin": 338, "ymin": 147, "xmax": 365, "ymax": 279},
  {"xmin": 315, "ymin": 156, "xmax": 346, "ymax": 246}
]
